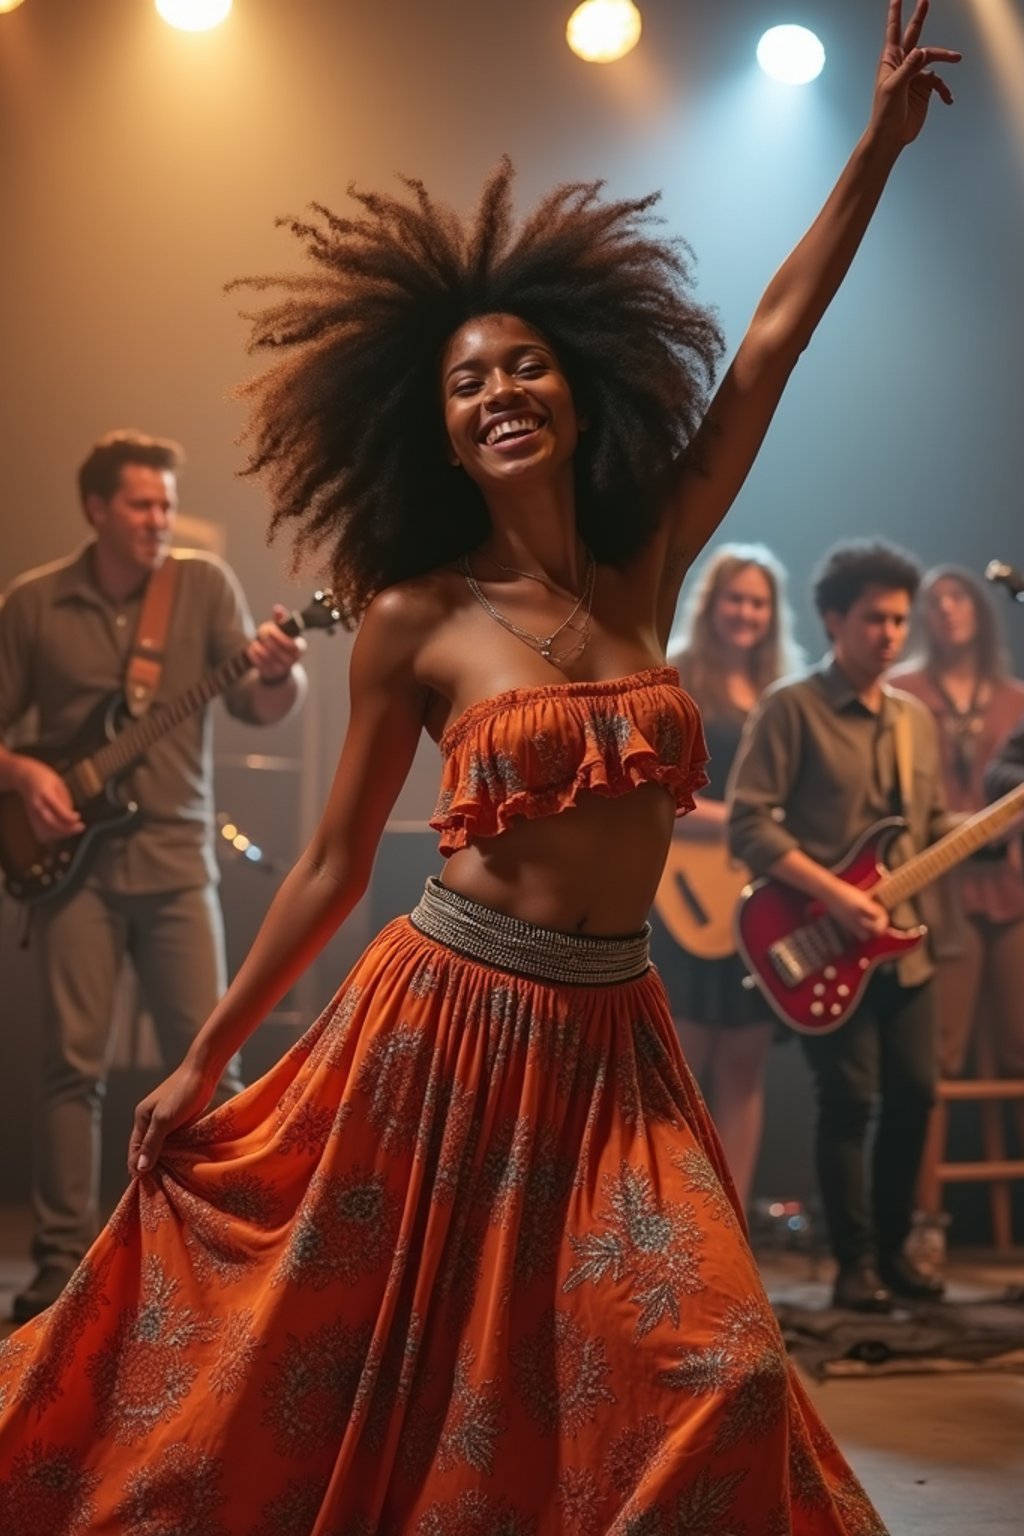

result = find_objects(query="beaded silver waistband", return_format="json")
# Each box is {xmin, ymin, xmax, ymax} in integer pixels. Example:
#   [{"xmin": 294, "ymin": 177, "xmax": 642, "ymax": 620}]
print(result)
[{"xmin": 409, "ymin": 877, "xmax": 650, "ymax": 986}]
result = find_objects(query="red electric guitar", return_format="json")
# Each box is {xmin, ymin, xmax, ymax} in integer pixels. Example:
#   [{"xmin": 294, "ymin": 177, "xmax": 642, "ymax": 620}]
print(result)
[
  {"xmin": 0, "ymin": 589, "xmax": 341, "ymax": 906},
  {"xmin": 735, "ymin": 782, "xmax": 1024, "ymax": 1035}
]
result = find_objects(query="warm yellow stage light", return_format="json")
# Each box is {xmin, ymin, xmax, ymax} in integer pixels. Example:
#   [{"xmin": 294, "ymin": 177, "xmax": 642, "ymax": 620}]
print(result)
[
  {"xmin": 0, "ymin": 0, "xmax": 29, "ymax": 15},
  {"xmin": 567, "ymin": 0, "xmax": 642, "ymax": 64},
  {"xmin": 155, "ymin": 0, "xmax": 233, "ymax": 32},
  {"xmin": 964, "ymin": 0, "xmax": 1024, "ymax": 172}
]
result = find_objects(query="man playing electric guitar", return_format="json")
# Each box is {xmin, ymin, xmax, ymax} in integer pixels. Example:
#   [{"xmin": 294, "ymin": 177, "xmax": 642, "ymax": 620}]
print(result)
[
  {"xmin": 0, "ymin": 430, "xmax": 308, "ymax": 1321},
  {"xmin": 729, "ymin": 540, "xmax": 954, "ymax": 1313}
]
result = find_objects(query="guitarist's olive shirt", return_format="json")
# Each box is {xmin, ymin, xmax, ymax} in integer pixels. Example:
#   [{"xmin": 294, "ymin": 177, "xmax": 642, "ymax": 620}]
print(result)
[
  {"xmin": 727, "ymin": 656, "xmax": 958, "ymax": 987},
  {"xmin": 0, "ymin": 543, "xmax": 262, "ymax": 894}
]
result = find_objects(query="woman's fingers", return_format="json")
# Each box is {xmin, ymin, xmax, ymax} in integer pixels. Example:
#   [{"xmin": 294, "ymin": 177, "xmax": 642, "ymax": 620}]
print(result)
[
  {"xmin": 899, "ymin": 0, "xmax": 929, "ymax": 54},
  {"xmin": 128, "ymin": 1102, "xmax": 167, "ymax": 1175},
  {"xmin": 127, "ymin": 1103, "xmax": 151, "ymax": 1175},
  {"xmin": 134, "ymin": 1120, "xmax": 164, "ymax": 1174}
]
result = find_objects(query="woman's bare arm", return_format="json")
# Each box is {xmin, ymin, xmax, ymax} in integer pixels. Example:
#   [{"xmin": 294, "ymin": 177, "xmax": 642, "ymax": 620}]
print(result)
[
  {"xmin": 129, "ymin": 590, "xmax": 431, "ymax": 1172},
  {"xmin": 649, "ymin": 0, "xmax": 959, "ymax": 639}
]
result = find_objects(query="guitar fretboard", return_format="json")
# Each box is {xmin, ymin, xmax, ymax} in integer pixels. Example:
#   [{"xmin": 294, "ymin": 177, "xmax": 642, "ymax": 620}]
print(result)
[
  {"xmin": 874, "ymin": 781, "xmax": 1024, "ymax": 909},
  {"xmin": 89, "ymin": 651, "xmax": 258, "ymax": 785},
  {"xmin": 74, "ymin": 607, "xmax": 307, "ymax": 795}
]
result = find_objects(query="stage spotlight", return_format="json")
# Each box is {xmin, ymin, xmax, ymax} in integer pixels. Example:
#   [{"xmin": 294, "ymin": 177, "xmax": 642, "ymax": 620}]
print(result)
[
  {"xmin": 0, "ymin": 1, "xmax": 29, "ymax": 14},
  {"xmin": 756, "ymin": 25, "xmax": 825, "ymax": 85},
  {"xmin": 155, "ymin": 0, "xmax": 233, "ymax": 32},
  {"xmin": 567, "ymin": 1, "xmax": 642, "ymax": 64}
]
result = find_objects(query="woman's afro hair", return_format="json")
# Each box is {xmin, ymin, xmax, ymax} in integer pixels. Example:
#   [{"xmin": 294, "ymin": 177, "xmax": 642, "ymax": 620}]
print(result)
[{"xmin": 231, "ymin": 158, "xmax": 724, "ymax": 623}]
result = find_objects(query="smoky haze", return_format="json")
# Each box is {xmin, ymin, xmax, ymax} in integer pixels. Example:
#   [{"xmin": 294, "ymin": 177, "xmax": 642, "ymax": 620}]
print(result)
[{"xmin": 0, "ymin": 0, "xmax": 1020, "ymax": 897}]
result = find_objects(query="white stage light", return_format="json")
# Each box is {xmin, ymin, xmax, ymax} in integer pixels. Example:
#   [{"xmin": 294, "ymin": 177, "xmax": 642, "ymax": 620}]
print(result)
[
  {"xmin": 567, "ymin": 1, "xmax": 643, "ymax": 64},
  {"xmin": 756, "ymin": 25, "xmax": 825, "ymax": 85},
  {"xmin": 0, "ymin": 1, "xmax": 29, "ymax": 14},
  {"xmin": 156, "ymin": 0, "xmax": 233, "ymax": 32}
]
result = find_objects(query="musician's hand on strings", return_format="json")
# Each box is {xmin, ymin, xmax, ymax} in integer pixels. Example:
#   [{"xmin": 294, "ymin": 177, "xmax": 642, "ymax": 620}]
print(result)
[
  {"xmin": 823, "ymin": 880, "xmax": 890, "ymax": 941},
  {"xmin": 248, "ymin": 604, "xmax": 306, "ymax": 685},
  {"xmin": 128, "ymin": 1060, "xmax": 216, "ymax": 1176},
  {"xmin": 13, "ymin": 757, "xmax": 84, "ymax": 842}
]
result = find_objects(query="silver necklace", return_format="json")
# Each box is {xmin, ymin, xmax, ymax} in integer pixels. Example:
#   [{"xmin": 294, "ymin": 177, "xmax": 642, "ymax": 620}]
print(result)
[{"xmin": 460, "ymin": 549, "xmax": 596, "ymax": 665}]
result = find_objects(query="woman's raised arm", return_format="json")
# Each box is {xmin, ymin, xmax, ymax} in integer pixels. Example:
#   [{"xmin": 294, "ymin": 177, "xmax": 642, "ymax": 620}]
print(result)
[
  {"xmin": 651, "ymin": 0, "xmax": 959, "ymax": 636},
  {"xmin": 128, "ymin": 590, "xmax": 431, "ymax": 1174}
]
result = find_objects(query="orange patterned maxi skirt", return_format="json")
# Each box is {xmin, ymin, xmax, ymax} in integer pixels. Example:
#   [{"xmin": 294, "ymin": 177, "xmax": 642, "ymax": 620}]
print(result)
[{"xmin": 0, "ymin": 879, "xmax": 887, "ymax": 1535}]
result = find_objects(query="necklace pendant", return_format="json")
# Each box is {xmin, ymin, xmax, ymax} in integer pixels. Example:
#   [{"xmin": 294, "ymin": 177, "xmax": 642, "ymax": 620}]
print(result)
[{"xmin": 540, "ymin": 642, "xmax": 553, "ymax": 661}]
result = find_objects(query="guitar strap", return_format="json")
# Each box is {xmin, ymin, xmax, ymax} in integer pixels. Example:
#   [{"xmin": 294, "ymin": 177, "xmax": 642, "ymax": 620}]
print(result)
[
  {"xmin": 124, "ymin": 555, "xmax": 179, "ymax": 718},
  {"xmin": 891, "ymin": 690, "xmax": 966, "ymax": 959},
  {"xmin": 892, "ymin": 697, "xmax": 914, "ymax": 816}
]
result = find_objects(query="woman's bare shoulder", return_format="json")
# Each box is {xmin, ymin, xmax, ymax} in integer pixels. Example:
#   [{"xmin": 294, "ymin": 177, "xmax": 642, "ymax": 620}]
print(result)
[{"xmin": 360, "ymin": 567, "xmax": 462, "ymax": 643}]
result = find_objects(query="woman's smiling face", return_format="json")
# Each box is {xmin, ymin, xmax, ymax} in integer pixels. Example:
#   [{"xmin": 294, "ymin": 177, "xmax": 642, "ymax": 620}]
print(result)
[{"xmin": 441, "ymin": 314, "xmax": 582, "ymax": 492}]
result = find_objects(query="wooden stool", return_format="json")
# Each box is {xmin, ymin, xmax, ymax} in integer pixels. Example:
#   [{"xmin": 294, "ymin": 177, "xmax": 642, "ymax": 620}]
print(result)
[{"xmin": 919, "ymin": 1016, "xmax": 1024, "ymax": 1249}]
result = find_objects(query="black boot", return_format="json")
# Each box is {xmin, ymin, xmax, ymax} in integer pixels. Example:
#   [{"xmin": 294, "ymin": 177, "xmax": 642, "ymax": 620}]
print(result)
[
  {"xmin": 832, "ymin": 1259, "xmax": 893, "ymax": 1313},
  {"xmin": 878, "ymin": 1251, "xmax": 945, "ymax": 1301}
]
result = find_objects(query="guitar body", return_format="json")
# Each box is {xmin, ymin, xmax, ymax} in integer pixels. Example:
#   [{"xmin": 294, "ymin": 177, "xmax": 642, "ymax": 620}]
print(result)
[
  {"xmin": 654, "ymin": 835, "xmax": 749, "ymax": 960},
  {"xmin": 735, "ymin": 819, "xmax": 925, "ymax": 1036},
  {"xmin": 0, "ymin": 694, "xmax": 140, "ymax": 904}
]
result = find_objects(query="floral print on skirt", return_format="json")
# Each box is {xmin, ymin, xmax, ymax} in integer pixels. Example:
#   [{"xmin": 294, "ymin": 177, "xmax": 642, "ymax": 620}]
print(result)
[{"xmin": 0, "ymin": 914, "xmax": 887, "ymax": 1535}]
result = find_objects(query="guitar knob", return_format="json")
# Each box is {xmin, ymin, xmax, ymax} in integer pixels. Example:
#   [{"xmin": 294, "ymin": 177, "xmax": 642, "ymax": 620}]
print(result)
[
  {"xmin": 30, "ymin": 863, "xmax": 43, "ymax": 876},
  {"xmin": 837, "ymin": 984, "xmax": 850, "ymax": 998},
  {"xmin": 810, "ymin": 1002, "xmax": 824, "ymax": 1017},
  {"xmin": 824, "ymin": 966, "xmax": 837, "ymax": 980},
  {"xmin": 59, "ymin": 850, "xmax": 71, "ymax": 864},
  {"xmin": 858, "ymin": 957, "xmax": 869, "ymax": 970},
  {"xmin": 830, "ymin": 1003, "xmax": 842, "ymax": 1016},
  {"xmin": 813, "ymin": 983, "xmax": 826, "ymax": 997}
]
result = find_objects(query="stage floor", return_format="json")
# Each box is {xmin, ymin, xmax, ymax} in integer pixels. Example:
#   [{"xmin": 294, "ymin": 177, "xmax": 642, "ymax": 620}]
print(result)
[{"xmin": 1, "ymin": 1203, "xmax": 1021, "ymax": 1533}]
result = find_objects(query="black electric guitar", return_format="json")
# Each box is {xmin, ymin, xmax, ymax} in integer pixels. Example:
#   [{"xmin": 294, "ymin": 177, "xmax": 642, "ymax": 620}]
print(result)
[{"xmin": 0, "ymin": 590, "xmax": 341, "ymax": 905}]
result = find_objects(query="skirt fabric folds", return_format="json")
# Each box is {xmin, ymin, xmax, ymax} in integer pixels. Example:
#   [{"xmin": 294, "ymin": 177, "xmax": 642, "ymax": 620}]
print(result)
[{"xmin": 0, "ymin": 882, "xmax": 885, "ymax": 1535}]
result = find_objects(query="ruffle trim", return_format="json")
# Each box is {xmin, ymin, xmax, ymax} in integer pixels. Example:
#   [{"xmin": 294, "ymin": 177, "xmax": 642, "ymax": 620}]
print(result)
[
  {"xmin": 431, "ymin": 672, "xmax": 709, "ymax": 856},
  {"xmin": 439, "ymin": 667, "xmax": 682, "ymax": 754}
]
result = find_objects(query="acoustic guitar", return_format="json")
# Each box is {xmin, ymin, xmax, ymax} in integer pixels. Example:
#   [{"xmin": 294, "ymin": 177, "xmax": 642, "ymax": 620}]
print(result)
[
  {"xmin": 0, "ymin": 589, "xmax": 341, "ymax": 905},
  {"xmin": 654, "ymin": 835, "xmax": 750, "ymax": 960}
]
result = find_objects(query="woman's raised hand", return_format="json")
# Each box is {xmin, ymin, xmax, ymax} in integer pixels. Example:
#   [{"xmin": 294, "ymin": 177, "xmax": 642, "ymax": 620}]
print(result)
[{"xmin": 871, "ymin": 0, "xmax": 961, "ymax": 149}]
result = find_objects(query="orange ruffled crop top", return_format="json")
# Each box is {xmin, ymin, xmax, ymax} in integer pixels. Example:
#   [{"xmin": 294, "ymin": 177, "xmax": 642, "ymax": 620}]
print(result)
[{"xmin": 430, "ymin": 666, "xmax": 709, "ymax": 856}]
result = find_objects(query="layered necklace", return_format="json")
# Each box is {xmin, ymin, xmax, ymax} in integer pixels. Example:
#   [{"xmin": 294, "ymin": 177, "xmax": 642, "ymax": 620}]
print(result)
[{"xmin": 459, "ymin": 547, "xmax": 596, "ymax": 665}]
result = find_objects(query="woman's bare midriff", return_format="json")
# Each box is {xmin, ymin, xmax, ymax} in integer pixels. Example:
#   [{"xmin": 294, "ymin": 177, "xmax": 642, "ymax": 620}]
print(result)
[{"xmin": 440, "ymin": 782, "xmax": 678, "ymax": 935}]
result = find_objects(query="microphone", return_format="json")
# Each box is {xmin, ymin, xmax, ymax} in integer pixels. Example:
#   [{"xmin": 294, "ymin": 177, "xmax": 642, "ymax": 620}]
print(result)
[{"xmin": 984, "ymin": 560, "xmax": 1024, "ymax": 602}]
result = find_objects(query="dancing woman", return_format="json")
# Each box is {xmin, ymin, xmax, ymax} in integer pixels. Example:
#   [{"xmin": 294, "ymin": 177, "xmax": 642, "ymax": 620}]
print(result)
[
  {"xmin": 651, "ymin": 544, "xmax": 803, "ymax": 1211},
  {"xmin": 0, "ymin": 6, "xmax": 958, "ymax": 1532}
]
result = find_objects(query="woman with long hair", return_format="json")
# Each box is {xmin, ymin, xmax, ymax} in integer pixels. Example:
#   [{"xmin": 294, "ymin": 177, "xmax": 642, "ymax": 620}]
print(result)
[
  {"xmin": 0, "ymin": 6, "xmax": 957, "ymax": 1531},
  {"xmin": 652, "ymin": 543, "xmax": 803, "ymax": 1209},
  {"xmin": 894, "ymin": 567, "xmax": 1024, "ymax": 1189}
]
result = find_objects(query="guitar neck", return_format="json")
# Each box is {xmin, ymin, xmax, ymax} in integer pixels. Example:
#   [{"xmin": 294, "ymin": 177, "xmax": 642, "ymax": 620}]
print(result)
[
  {"xmin": 89, "ymin": 649, "xmax": 257, "ymax": 783},
  {"xmin": 874, "ymin": 781, "xmax": 1024, "ymax": 909}
]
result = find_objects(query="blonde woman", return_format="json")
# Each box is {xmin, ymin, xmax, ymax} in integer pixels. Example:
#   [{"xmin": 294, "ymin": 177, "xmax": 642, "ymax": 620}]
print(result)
[{"xmin": 651, "ymin": 543, "xmax": 803, "ymax": 1208}]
